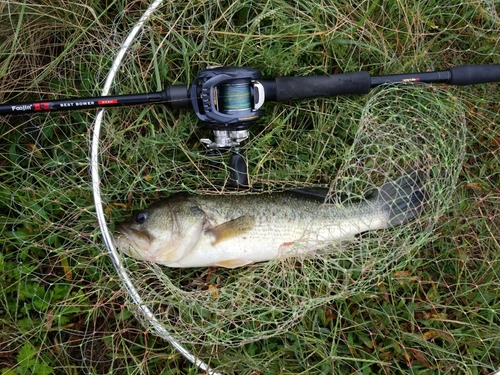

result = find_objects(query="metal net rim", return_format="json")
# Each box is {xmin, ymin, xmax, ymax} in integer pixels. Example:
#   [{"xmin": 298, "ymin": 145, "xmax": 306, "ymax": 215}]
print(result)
[{"xmin": 88, "ymin": 1, "xmax": 219, "ymax": 373}]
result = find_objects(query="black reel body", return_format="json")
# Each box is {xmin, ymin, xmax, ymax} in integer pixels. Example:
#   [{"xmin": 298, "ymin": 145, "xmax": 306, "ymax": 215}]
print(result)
[
  {"xmin": 189, "ymin": 67, "xmax": 267, "ymax": 188},
  {"xmin": 189, "ymin": 66, "xmax": 265, "ymax": 129}
]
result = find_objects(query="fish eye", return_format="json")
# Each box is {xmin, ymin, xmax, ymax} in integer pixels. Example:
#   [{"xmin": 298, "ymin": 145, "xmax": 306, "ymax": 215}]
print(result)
[{"xmin": 135, "ymin": 211, "xmax": 148, "ymax": 224}]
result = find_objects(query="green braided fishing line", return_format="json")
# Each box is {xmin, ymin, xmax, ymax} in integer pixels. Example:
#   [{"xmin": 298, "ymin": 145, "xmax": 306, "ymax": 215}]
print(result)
[{"xmin": 219, "ymin": 82, "xmax": 252, "ymax": 112}]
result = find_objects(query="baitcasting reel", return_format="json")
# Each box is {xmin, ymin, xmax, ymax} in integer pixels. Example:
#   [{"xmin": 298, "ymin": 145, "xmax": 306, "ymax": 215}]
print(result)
[
  {"xmin": 2, "ymin": 64, "xmax": 500, "ymax": 187},
  {"xmin": 187, "ymin": 67, "xmax": 266, "ymax": 187}
]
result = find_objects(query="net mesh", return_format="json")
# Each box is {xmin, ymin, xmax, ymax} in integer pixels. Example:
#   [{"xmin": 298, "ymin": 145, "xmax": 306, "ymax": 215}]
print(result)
[
  {"xmin": 1, "ymin": 1, "xmax": 499, "ymax": 374},
  {"xmin": 116, "ymin": 84, "xmax": 467, "ymax": 347}
]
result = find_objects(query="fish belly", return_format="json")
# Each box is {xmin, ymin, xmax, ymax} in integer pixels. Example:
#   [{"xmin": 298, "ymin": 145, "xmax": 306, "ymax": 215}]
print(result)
[{"xmin": 165, "ymin": 210, "xmax": 388, "ymax": 268}]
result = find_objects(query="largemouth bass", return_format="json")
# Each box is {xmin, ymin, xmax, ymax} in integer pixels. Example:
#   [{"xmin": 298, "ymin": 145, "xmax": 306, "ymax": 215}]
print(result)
[{"xmin": 114, "ymin": 171, "xmax": 424, "ymax": 268}]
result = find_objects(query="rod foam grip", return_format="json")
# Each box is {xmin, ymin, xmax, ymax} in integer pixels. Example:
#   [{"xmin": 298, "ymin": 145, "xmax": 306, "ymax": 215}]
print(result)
[
  {"xmin": 274, "ymin": 71, "xmax": 371, "ymax": 101},
  {"xmin": 449, "ymin": 65, "xmax": 500, "ymax": 86}
]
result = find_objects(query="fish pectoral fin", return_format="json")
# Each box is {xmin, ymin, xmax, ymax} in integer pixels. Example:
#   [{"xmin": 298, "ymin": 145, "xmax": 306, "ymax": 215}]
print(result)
[
  {"xmin": 206, "ymin": 215, "xmax": 255, "ymax": 245},
  {"xmin": 214, "ymin": 259, "xmax": 254, "ymax": 268}
]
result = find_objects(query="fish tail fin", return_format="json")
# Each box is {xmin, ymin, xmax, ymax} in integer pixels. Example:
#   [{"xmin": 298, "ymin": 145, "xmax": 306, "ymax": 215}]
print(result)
[{"xmin": 372, "ymin": 170, "xmax": 426, "ymax": 227}]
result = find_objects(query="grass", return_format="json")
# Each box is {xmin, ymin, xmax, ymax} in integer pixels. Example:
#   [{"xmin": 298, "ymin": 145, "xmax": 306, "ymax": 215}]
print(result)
[{"xmin": 1, "ymin": 0, "xmax": 499, "ymax": 374}]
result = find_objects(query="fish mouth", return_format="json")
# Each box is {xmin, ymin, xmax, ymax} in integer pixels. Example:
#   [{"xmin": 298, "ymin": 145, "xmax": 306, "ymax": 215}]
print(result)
[
  {"xmin": 115, "ymin": 224, "xmax": 131, "ymax": 238},
  {"xmin": 114, "ymin": 225, "xmax": 152, "ymax": 259}
]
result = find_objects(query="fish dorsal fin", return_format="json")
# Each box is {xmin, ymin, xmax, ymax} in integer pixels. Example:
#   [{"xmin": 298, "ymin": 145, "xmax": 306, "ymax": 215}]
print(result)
[
  {"xmin": 206, "ymin": 215, "xmax": 255, "ymax": 245},
  {"xmin": 289, "ymin": 187, "xmax": 330, "ymax": 201},
  {"xmin": 291, "ymin": 188, "xmax": 368, "ymax": 204}
]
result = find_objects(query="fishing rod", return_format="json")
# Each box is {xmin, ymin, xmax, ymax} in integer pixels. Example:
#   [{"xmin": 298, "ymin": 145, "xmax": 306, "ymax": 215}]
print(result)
[{"xmin": 2, "ymin": 64, "xmax": 500, "ymax": 186}]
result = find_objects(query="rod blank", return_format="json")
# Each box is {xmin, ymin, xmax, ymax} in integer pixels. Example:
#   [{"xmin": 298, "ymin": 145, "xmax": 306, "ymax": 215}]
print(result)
[{"xmin": 1, "ymin": 65, "xmax": 499, "ymax": 116}]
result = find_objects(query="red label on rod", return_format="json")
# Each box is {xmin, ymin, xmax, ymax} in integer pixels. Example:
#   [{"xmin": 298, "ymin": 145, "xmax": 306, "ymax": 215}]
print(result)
[
  {"xmin": 402, "ymin": 78, "xmax": 420, "ymax": 83},
  {"xmin": 98, "ymin": 99, "xmax": 118, "ymax": 105},
  {"xmin": 34, "ymin": 102, "xmax": 51, "ymax": 111}
]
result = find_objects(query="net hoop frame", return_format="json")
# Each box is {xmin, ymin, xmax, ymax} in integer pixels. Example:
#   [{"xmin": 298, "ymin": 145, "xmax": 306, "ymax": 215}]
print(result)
[{"xmin": 89, "ymin": 1, "xmax": 220, "ymax": 373}]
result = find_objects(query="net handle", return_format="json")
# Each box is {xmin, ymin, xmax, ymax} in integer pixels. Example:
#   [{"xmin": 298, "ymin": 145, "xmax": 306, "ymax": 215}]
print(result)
[{"xmin": 89, "ymin": 1, "xmax": 220, "ymax": 374}]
